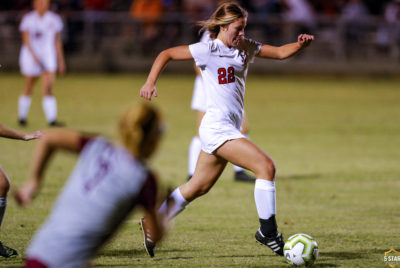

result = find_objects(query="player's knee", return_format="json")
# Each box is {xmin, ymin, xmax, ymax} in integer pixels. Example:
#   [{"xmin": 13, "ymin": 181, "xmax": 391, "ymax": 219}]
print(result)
[{"xmin": 256, "ymin": 157, "xmax": 276, "ymax": 180}]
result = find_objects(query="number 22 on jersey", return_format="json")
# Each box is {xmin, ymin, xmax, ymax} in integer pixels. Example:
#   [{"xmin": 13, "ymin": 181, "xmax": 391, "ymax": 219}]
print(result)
[{"xmin": 218, "ymin": 67, "xmax": 235, "ymax": 84}]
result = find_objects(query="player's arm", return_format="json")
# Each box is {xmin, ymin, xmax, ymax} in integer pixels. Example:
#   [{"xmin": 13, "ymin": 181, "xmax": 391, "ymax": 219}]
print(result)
[
  {"xmin": 55, "ymin": 32, "xmax": 66, "ymax": 74},
  {"xmin": 140, "ymin": 46, "xmax": 193, "ymax": 100},
  {"xmin": 14, "ymin": 129, "xmax": 84, "ymax": 206},
  {"xmin": 0, "ymin": 123, "xmax": 42, "ymax": 141},
  {"xmin": 21, "ymin": 31, "xmax": 43, "ymax": 68},
  {"xmin": 143, "ymin": 207, "xmax": 165, "ymax": 244},
  {"xmin": 257, "ymin": 34, "xmax": 314, "ymax": 60}
]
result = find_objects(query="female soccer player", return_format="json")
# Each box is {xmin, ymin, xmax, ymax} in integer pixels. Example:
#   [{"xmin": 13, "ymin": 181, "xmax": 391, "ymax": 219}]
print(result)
[
  {"xmin": 140, "ymin": 2, "xmax": 314, "ymax": 257},
  {"xmin": 188, "ymin": 30, "xmax": 255, "ymax": 183},
  {"xmin": 18, "ymin": 0, "xmax": 65, "ymax": 126},
  {"xmin": 14, "ymin": 103, "xmax": 168, "ymax": 267},
  {"xmin": 0, "ymin": 123, "xmax": 42, "ymax": 258}
]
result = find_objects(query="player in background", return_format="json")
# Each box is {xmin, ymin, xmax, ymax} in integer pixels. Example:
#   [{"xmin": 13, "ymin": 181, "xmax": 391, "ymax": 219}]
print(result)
[
  {"xmin": 18, "ymin": 0, "xmax": 66, "ymax": 127},
  {"xmin": 0, "ymin": 123, "xmax": 42, "ymax": 258},
  {"xmin": 140, "ymin": 2, "xmax": 313, "ymax": 257},
  {"xmin": 188, "ymin": 30, "xmax": 255, "ymax": 183},
  {"xmin": 14, "ymin": 103, "xmax": 168, "ymax": 267}
]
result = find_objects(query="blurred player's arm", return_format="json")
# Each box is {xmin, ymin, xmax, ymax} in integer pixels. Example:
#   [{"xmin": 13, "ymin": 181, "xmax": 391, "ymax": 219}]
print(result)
[
  {"xmin": 0, "ymin": 122, "xmax": 42, "ymax": 141},
  {"xmin": 14, "ymin": 129, "xmax": 84, "ymax": 206},
  {"xmin": 55, "ymin": 32, "xmax": 66, "ymax": 74},
  {"xmin": 140, "ymin": 46, "xmax": 193, "ymax": 100},
  {"xmin": 143, "ymin": 207, "xmax": 165, "ymax": 244},
  {"xmin": 21, "ymin": 31, "xmax": 43, "ymax": 68},
  {"xmin": 257, "ymin": 34, "xmax": 314, "ymax": 60},
  {"xmin": 194, "ymin": 63, "xmax": 201, "ymax": 76}
]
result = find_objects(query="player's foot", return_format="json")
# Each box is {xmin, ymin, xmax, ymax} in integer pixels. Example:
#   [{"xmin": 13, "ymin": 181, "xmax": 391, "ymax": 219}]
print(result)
[
  {"xmin": 139, "ymin": 217, "xmax": 155, "ymax": 257},
  {"xmin": 18, "ymin": 118, "xmax": 27, "ymax": 127},
  {"xmin": 0, "ymin": 241, "xmax": 18, "ymax": 258},
  {"xmin": 49, "ymin": 120, "xmax": 65, "ymax": 127},
  {"xmin": 255, "ymin": 228, "xmax": 284, "ymax": 256},
  {"xmin": 234, "ymin": 171, "xmax": 256, "ymax": 182}
]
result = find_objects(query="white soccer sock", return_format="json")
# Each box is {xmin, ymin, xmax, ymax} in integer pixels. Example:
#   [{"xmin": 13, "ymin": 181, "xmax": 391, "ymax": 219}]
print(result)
[
  {"xmin": 233, "ymin": 164, "xmax": 244, "ymax": 172},
  {"xmin": 188, "ymin": 136, "xmax": 202, "ymax": 176},
  {"xmin": 42, "ymin": 96, "xmax": 57, "ymax": 123},
  {"xmin": 0, "ymin": 197, "xmax": 7, "ymax": 229},
  {"xmin": 18, "ymin": 95, "xmax": 32, "ymax": 119},
  {"xmin": 254, "ymin": 179, "xmax": 276, "ymax": 220},
  {"xmin": 158, "ymin": 187, "xmax": 189, "ymax": 221}
]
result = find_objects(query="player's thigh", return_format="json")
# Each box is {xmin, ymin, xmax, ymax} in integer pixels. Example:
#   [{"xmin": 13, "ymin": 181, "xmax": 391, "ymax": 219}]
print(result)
[
  {"xmin": 240, "ymin": 115, "xmax": 249, "ymax": 134},
  {"xmin": 180, "ymin": 151, "xmax": 227, "ymax": 201},
  {"xmin": 215, "ymin": 138, "xmax": 275, "ymax": 178}
]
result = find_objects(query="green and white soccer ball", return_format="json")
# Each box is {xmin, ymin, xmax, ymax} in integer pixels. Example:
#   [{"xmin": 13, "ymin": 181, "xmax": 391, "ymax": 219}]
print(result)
[{"xmin": 283, "ymin": 233, "xmax": 319, "ymax": 266}]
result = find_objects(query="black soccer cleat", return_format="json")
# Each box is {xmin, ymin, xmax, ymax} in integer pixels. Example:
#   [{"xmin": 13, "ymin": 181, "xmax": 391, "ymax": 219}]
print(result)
[
  {"xmin": 18, "ymin": 118, "xmax": 27, "ymax": 127},
  {"xmin": 139, "ymin": 217, "xmax": 155, "ymax": 257},
  {"xmin": 49, "ymin": 120, "xmax": 65, "ymax": 127},
  {"xmin": 0, "ymin": 241, "xmax": 18, "ymax": 258},
  {"xmin": 234, "ymin": 171, "xmax": 256, "ymax": 182},
  {"xmin": 255, "ymin": 228, "xmax": 284, "ymax": 256}
]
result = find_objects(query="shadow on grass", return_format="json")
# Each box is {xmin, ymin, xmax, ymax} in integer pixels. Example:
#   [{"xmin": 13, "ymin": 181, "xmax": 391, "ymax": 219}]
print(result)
[
  {"xmin": 99, "ymin": 247, "xmax": 187, "ymax": 258},
  {"xmin": 278, "ymin": 173, "xmax": 322, "ymax": 180},
  {"xmin": 0, "ymin": 265, "xmax": 22, "ymax": 268},
  {"xmin": 0, "ymin": 257, "xmax": 22, "ymax": 268},
  {"xmin": 99, "ymin": 248, "xmax": 144, "ymax": 257},
  {"xmin": 322, "ymin": 248, "xmax": 388, "ymax": 260}
]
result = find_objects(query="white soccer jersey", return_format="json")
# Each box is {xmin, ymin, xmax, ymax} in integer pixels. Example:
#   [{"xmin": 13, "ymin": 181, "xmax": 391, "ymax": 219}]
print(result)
[
  {"xmin": 189, "ymin": 37, "xmax": 261, "ymax": 123},
  {"xmin": 27, "ymin": 137, "xmax": 157, "ymax": 268},
  {"xmin": 189, "ymin": 38, "xmax": 261, "ymax": 153},
  {"xmin": 19, "ymin": 10, "xmax": 63, "ymax": 75}
]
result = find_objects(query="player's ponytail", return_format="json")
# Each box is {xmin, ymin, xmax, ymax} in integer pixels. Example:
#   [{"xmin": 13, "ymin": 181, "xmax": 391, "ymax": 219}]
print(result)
[
  {"xmin": 118, "ymin": 102, "xmax": 163, "ymax": 160},
  {"xmin": 198, "ymin": 1, "xmax": 247, "ymax": 39}
]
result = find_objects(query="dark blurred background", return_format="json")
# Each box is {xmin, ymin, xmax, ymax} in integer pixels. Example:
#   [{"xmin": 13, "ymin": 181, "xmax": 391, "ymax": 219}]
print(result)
[{"xmin": 1, "ymin": 0, "xmax": 400, "ymax": 74}]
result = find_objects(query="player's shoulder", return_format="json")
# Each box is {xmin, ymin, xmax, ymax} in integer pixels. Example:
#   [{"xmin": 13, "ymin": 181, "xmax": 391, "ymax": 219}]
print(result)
[
  {"xmin": 239, "ymin": 37, "xmax": 261, "ymax": 47},
  {"xmin": 46, "ymin": 10, "xmax": 62, "ymax": 20},
  {"xmin": 21, "ymin": 11, "xmax": 37, "ymax": 21},
  {"xmin": 237, "ymin": 37, "xmax": 262, "ymax": 53}
]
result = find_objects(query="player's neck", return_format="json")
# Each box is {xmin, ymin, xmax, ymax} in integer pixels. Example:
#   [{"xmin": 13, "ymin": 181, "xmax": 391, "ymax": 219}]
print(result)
[
  {"xmin": 217, "ymin": 35, "xmax": 231, "ymax": 48},
  {"xmin": 36, "ymin": 9, "xmax": 47, "ymax": 17}
]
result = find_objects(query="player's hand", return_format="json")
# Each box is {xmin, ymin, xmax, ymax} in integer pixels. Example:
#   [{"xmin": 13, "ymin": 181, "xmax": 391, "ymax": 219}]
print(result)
[
  {"xmin": 297, "ymin": 34, "xmax": 314, "ymax": 48},
  {"xmin": 140, "ymin": 83, "xmax": 158, "ymax": 100},
  {"xmin": 23, "ymin": 130, "xmax": 43, "ymax": 141},
  {"xmin": 58, "ymin": 60, "xmax": 66, "ymax": 75},
  {"xmin": 13, "ymin": 179, "xmax": 39, "ymax": 207}
]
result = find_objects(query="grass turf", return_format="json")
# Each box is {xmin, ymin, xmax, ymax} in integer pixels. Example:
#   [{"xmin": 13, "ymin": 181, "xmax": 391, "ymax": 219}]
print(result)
[{"xmin": 0, "ymin": 72, "xmax": 399, "ymax": 267}]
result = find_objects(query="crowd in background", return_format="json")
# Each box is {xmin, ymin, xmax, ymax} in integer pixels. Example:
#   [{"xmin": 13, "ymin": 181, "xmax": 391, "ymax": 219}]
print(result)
[
  {"xmin": 1, "ymin": 0, "xmax": 398, "ymax": 18},
  {"xmin": 0, "ymin": 0, "xmax": 399, "ymax": 61}
]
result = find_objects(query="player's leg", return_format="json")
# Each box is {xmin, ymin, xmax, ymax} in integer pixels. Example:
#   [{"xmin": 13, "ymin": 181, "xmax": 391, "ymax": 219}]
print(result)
[
  {"xmin": 0, "ymin": 167, "xmax": 18, "ymax": 258},
  {"xmin": 215, "ymin": 138, "xmax": 284, "ymax": 256},
  {"xmin": 142, "ymin": 152, "xmax": 227, "ymax": 257},
  {"xmin": 233, "ymin": 116, "xmax": 256, "ymax": 182},
  {"xmin": 187, "ymin": 110, "xmax": 205, "ymax": 180},
  {"xmin": 18, "ymin": 76, "xmax": 36, "ymax": 126},
  {"xmin": 161, "ymin": 151, "xmax": 227, "ymax": 219},
  {"xmin": 41, "ymin": 72, "xmax": 62, "ymax": 126}
]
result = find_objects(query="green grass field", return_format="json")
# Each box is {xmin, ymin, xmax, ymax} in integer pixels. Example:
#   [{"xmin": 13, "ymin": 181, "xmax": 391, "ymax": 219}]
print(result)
[{"xmin": 0, "ymin": 72, "xmax": 399, "ymax": 267}]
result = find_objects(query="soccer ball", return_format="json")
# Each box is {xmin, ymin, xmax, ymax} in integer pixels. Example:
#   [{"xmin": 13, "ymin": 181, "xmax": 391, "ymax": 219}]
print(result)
[{"xmin": 283, "ymin": 233, "xmax": 319, "ymax": 266}]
